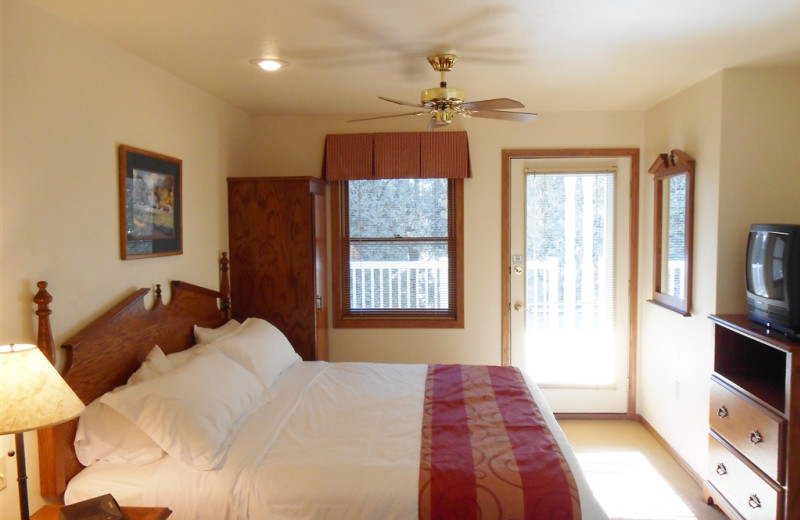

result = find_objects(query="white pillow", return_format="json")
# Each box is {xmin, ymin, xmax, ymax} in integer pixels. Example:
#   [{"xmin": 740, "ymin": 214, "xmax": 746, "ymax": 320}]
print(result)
[
  {"xmin": 193, "ymin": 319, "xmax": 241, "ymax": 345},
  {"xmin": 100, "ymin": 350, "xmax": 264, "ymax": 470},
  {"xmin": 74, "ymin": 345, "xmax": 176, "ymax": 466},
  {"xmin": 75, "ymin": 398, "xmax": 165, "ymax": 466},
  {"xmin": 127, "ymin": 345, "xmax": 174, "ymax": 386},
  {"xmin": 166, "ymin": 343, "xmax": 203, "ymax": 368},
  {"xmin": 209, "ymin": 318, "xmax": 301, "ymax": 388}
]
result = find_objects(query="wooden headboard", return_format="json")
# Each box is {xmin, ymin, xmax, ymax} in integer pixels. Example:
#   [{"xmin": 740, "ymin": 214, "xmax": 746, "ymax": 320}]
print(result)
[{"xmin": 36, "ymin": 253, "xmax": 232, "ymax": 496}]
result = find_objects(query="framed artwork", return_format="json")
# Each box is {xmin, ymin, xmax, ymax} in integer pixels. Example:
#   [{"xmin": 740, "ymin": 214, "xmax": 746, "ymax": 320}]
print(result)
[{"xmin": 118, "ymin": 145, "xmax": 182, "ymax": 259}]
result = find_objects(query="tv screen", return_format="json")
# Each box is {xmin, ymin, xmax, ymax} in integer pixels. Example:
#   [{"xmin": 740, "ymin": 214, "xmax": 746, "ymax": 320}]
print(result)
[{"xmin": 746, "ymin": 230, "xmax": 786, "ymax": 300}]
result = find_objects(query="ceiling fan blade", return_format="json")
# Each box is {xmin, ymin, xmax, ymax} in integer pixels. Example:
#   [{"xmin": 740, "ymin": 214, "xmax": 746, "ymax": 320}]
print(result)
[
  {"xmin": 349, "ymin": 111, "xmax": 428, "ymax": 122},
  {"xmin": 460, "ymin": 98, "xmax": 525, "ymax": 111},
  {"xmin": 467, "ymin": 110, "xmax": 538, "ymax": 122},
  {"xmin": 378, "ymin": 96, "xmax": 423, "ymax": 108}
]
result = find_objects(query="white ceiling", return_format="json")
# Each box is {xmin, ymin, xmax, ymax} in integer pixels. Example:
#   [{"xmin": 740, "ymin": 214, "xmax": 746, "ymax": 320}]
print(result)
[{"xmin": 26, "ymin": 0, "xmax": 800, "ymax": 117}]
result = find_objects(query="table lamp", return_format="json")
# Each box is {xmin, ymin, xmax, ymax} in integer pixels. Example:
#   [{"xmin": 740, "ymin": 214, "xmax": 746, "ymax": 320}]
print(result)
[{"xmin": 0, "ymin": 343, "xmax": 85, "ymax": 520}]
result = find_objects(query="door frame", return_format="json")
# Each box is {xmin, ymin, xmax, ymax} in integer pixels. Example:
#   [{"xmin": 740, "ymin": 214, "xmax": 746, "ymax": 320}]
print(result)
[{"xmin": 501, "ymin": 148, "xmax": 640, "ymax": 419}]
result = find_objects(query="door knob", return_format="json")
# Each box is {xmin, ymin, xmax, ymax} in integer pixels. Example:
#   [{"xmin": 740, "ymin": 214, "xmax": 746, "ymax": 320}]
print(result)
[{"xmin": 514, "ymin": 303, "xmax": 526, "ymax": 312}]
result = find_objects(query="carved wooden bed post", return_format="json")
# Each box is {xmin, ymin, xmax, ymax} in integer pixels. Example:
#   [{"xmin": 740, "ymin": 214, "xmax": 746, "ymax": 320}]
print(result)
[
  {"xmin": 34, "ymin": 281, "xmax": 56, "ymax": 366},
  {"xmin": 221, "ymin": 252, "xmax": 232, "ymax": 319},
  {"xmin": 33, "ymin": 280, "xmax": 67, "ymax": 496}
]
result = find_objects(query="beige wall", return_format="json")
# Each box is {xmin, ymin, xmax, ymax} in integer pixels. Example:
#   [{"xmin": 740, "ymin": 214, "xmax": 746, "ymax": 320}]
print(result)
[
  {"xmin": 1, "ymin": 0, "xmax": 253, "ymax": 515},
  {"xmin": 639, "ymin": 67, "xmax": 800, "ymax": 479},
  {"xmin": 640, "ymin": 72, "xmax": 723, "ymax": 476},
  {"xmin": 716, "ymin": 68, "xmax": 800, "ymax": 312},
  {"xmin": 250, "ymin": 112, "xmax": 644, "ymax": 364}
]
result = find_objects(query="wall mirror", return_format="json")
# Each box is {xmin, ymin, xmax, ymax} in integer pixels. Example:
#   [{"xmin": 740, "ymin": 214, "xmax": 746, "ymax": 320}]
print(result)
[{"xmin": 648, "ymin": 149, "xmax": 694, "ymax": 316}]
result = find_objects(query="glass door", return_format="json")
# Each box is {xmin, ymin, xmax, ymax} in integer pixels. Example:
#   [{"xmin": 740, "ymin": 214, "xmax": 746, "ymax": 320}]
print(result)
[{"xmin": 510, "ymin": 157, "xmax": 630, "ymax": 413}]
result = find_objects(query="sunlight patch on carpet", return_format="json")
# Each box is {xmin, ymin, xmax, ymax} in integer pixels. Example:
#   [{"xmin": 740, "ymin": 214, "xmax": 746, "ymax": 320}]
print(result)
[{"xmin": 575, "ymin": 451, "xmax": 697, "ymax": 520}]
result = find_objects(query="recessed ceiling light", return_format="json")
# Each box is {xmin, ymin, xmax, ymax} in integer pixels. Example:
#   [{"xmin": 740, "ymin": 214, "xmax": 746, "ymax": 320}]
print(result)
[{"xmin": 250, "ymin": 58, "xmax": 290, "ymax": 72}]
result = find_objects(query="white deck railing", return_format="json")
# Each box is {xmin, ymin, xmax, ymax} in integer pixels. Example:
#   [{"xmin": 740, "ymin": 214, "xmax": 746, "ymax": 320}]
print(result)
[
  {"xmin": 666, "ymin": 259, "xmax": 686, "ymax": 299},
  {"xmin": 525, "ymin": 257, "xmax": 613, "ymax": 329},
  {"xmin": 350, "ymin": 260, "xmax": 449, "ymax": 309},
  {"xmin": 524, "ymin": 257, "xmax": 685, "ymax": 327}
]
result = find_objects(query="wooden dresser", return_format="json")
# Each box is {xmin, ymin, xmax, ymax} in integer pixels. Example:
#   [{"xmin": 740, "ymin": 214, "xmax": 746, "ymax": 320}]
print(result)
[
  {"xmin": 705, "ymin": 314, "xmax": 800, "ymax": 520},
  {"xmin": 227, "ymin": 177, "xmax": 328, "ymax": 361}
]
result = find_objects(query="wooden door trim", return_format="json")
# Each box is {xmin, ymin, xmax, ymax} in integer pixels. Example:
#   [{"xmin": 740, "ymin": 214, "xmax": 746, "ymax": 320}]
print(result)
[{"xmin": 501, "ymin": 148, "xmax": 640, "ymax": 419}]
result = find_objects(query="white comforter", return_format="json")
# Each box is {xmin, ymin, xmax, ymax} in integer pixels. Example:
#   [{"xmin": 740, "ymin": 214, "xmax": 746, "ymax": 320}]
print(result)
[{"xmin": 68, "ymin": 361, "xmax": 608, "ymax": 519}]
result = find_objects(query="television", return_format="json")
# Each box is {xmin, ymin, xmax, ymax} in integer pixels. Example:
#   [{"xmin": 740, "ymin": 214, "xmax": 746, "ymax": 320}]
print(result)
[{"xmin": 746, "ymin": 223, "xmax": 800, "ymax": 336}]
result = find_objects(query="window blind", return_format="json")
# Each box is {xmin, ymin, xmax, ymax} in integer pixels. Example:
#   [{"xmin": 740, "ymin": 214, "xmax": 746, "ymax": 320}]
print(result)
[{"xmin": 338, "ymin": 178, "xmax": 459, "ymax": 321}]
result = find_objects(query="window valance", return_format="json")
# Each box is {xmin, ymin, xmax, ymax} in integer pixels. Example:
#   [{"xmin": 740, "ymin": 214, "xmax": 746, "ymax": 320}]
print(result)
[{"xmin": 323, "ymin": 131, "xmax": 472, "ymax": 180}]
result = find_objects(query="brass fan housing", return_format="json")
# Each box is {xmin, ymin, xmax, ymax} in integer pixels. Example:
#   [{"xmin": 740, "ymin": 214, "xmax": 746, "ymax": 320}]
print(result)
[
  {"xmin": 427, "ymin": 54, "xmax": 458, "ymax": 72},
  {"xmin": 420, "ymin": 86, "xmax": 466, "ymax": 105},
  {"xmin": 421, "ymin": 54, "xmax": 465, "ymax": 108}
]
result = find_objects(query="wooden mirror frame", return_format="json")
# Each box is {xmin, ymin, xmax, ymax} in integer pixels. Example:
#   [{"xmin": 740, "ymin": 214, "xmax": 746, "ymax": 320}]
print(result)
[{"xmin": 648, "ymin": 149, "xmax": 694, "ymax": 316}]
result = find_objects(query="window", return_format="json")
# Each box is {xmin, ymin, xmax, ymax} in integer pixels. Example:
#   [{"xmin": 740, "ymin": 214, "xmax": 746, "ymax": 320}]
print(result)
[
  {"xmin": 331, "ymin": 178, "xmax": 464, "ymax": 328},
  {"xmin": 324, "ymin": 131, "xmax": 470, "ymax": 328}
]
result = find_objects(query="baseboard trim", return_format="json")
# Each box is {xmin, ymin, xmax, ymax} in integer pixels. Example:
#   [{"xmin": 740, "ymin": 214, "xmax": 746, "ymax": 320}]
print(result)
[{"xmin": 636, "ymin": 414, "xmax": 705, "ymax": 487}]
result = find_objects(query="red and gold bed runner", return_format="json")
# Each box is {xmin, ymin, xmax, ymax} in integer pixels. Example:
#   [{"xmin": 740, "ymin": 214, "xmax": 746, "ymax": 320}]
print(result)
[{"xmin": 418, "ymin": 364, "xmax": 581, "ymax": 520}]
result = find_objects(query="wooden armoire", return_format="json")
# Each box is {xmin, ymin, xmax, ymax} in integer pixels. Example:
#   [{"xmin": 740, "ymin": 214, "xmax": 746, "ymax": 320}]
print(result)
[{"xmin": 227, "ymin": 177, "xmax": 328, "ymax": 361}]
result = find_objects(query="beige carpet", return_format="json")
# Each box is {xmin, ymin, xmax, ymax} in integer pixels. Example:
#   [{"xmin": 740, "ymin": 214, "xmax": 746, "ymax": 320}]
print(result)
[{"xmin": 558, "ymin": 420, "xmax": 728, "ymax": 520}]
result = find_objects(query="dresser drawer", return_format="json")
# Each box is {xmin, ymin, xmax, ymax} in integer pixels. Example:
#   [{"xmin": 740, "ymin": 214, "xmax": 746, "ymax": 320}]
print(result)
[
  {"xmin": 709, "ymin": 378, "xmax": 785, "ymax": 483},
  {"xmin": 708, "ymin": 433, "xmax": 783, "ymax": 520}
]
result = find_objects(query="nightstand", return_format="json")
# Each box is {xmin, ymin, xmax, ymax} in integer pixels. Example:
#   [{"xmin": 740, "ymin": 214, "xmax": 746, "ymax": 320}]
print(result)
[{"xmin": 32, "ymin": 505, "xmax": 172, "ymax": 520}]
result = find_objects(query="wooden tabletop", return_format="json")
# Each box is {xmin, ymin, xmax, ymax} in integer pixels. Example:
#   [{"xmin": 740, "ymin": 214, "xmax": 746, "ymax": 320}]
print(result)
[{"xmin": 32, "ymin": 505, "xmax": 172, "ymax": 520}]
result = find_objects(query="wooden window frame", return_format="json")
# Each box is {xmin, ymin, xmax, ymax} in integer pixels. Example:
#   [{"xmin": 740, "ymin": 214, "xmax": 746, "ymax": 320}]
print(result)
[{"xmin": 330, "ymin": 178, "xmax": 464, "ymax": 328}]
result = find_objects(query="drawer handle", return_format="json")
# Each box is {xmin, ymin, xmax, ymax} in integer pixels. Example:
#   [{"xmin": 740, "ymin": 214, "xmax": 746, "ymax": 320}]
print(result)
[
  {"xmin": 715, "ymin": 463, "xmax": 727, "ymax": 475},
  {"xmin": 717, "ymin": 405, "xmax": 729, "ymax": 419},
  {"xmin": 750, "ymin": 430, "xmax": 763, "ymax": 444},
  {"xmin": 748, "ymin": 494, "xmax": 762, "ymax": 509}
]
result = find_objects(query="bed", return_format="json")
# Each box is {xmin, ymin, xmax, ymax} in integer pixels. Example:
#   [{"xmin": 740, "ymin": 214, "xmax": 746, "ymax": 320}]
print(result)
[{"xmin": 35, "ymin": 254, "xmax": 608, "ymax": 520}]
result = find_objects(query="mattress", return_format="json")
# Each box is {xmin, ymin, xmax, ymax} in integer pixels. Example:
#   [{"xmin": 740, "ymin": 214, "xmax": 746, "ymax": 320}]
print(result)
[{"xmin": 66, "ymin": 361, "xmax": 608, "ymax": 519}]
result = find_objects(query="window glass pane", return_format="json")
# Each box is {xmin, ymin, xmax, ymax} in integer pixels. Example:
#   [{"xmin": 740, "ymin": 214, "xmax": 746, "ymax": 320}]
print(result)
[
  {"xmin": 525, "ymin": 172, "xmax": 616, "ymax": 385},
  {"xmin": 345, "ymin": 179, "xmax": 452, "ymax": 313},
  {"xmin": 349, "ymin": 179, "xmax": 448, "ymax": 239},
  {"xmin": 349, "ymin": 242, "xmax": 449, "ymax": 310},
  {"xmin": 662, "ymin": 174, "xmax": 687, "ymax": 299}
]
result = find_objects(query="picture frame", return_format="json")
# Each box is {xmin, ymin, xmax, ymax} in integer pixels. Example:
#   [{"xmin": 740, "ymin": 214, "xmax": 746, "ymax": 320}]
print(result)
[
  {"xmin": 118, "ymin": 145, "xmax": 182, "ymax": 260},
  {"xmin": 647, "ymin": 149, "xmax": 694, "ymax": 316}
]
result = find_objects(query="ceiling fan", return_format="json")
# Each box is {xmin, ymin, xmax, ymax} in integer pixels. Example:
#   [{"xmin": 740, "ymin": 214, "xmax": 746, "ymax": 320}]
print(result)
[{"xmin": 350, "ymin": 54, "xmax": 538, "ymax": 130}]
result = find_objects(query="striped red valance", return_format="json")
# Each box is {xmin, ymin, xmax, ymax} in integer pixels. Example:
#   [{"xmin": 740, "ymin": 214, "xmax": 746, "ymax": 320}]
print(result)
[{"xmin": 323, "ymin": 131, "xmax": 472, "ymax": 180}]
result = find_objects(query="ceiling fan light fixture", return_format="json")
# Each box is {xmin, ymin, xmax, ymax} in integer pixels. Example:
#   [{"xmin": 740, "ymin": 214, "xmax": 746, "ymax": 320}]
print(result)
[
  {"xmin": 434, "ymin": 108, "xmax": 454, "ymax": 125},
  {"xmin": 250, "ymin": 58, "xmax": 290, "ymax": 72}
]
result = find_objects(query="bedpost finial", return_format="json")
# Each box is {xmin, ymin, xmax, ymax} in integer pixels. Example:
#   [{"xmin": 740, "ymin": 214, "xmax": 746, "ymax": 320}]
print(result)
[
  {"xmin": 154, "ymin": 283, "xmax": 163, "ymax": 305},
  {"xmin": 220, "ymin": 252, "xmax": 232, "ymax": 316},
  {"xmin": 34, "ymin": 280, "xmax": 56, "ymax": 366}
]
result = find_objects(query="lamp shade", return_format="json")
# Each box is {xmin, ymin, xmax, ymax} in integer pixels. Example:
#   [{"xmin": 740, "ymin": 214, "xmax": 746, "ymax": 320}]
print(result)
[{"xmin": 0, "ymin": 344, "xmax": 85, "ymax": 434}]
